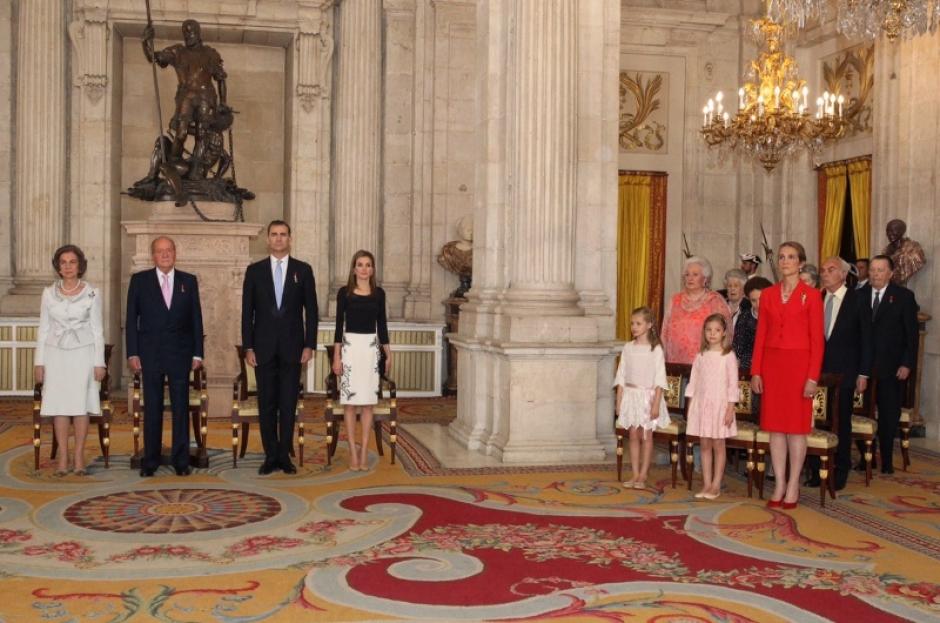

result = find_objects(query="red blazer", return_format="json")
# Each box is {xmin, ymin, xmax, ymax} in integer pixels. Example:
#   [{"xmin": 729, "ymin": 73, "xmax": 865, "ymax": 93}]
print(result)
[{"xmin": 750, "ymin": 281, "xmax": 824, "ymax": 381}]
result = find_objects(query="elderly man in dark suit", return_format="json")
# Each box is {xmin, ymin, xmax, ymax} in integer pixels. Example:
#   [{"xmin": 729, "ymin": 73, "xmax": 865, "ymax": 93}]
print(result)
[
  {"xmin": 807, "ymin": 257, "xmax": 871, "ymax": 490},
  {"xmin": 858, "ymin": 254, "xmax": 918, "ymax": 474},
  {"xmin": 241, "ymin": 220, "xmax": 318, "ymax": 475},
  {"xmin": 126, "ymin": 236, "xmax": 205, "ymax": 477}
]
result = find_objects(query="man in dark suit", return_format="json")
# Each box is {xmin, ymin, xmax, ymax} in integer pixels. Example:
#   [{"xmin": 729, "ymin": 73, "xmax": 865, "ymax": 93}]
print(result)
[
  {"xmin": 241, "ymin": 220, "xmax": 318, "ymax": 474},
  {"xmin": 126, "ymin": 236, "xmax": 204, "ymax": 477},
  {"xmin": 810, "ymin": 257, "xmax": 871, "ymax": 490},
  {"xmin": 859, "ymin": 254, "xmax": 918, "ymax": 474}
]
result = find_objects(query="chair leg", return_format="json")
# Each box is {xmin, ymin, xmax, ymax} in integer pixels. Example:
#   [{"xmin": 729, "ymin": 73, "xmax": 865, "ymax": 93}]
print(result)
[
  {"xmin": 900, "ymin": 424, "xmax": 911, "ymax": 471},
  {"xmin": 746, "ymin": 447, "xmax": 754, "ymax": 498},
  {"xmin": 231, "ymin": 422, "xmax": 239, "ymax": 467},
  {"xmin": 99, "ymin": 420, "xmax": 110, "ymax": 469},
  {"xmin": 51, "ymin": 435, "xmax": 59, "ymax": 460},
  {"xmin": 240, "ymin": 423, "xmax": 250, "ymax": 458},
  {"xmin": 132, "ymin": 409, "xmax": 141, "ymax": 459},
  {"xmin": 756, "ymin": 449, "xmax": 766, "ymax": 499},
  {"xmin": 33, "ymin": 424, "xmax": 41, "ymax": 471},
  {"xmin": 685, "ymin": 441, "xmax": 695, "ymax": 491},
  {"xmin": 373, "ymin": 421, "xmax": 384, "ymax": 456},
  {"xmin": 389, "ymin": 420, "xmax": 397, "ymax": 465},
  {"xmin": 298, "ymin": 422, "xmax": 305, "ymax": 467},
  {"xmin": 819, "ymin": 455, "xmax": 828, "ymax": 507},
  {"xmin": 191, "ymin": 410, "xmax": 200, "ymax": 447},
  {"xmin": 864, "ymin": 439, "xmax": 873, "ymax": 486},
  {"xmin": 615, "ymin": 429, "xmax": 624, "ymax": 482},
  {"xmin": 670, "ymin": 440, "xmax": 679, "ymax": 489},
  {"xmin": 325, "ymin": 419, "xmax": 334, "ymax": 466}
]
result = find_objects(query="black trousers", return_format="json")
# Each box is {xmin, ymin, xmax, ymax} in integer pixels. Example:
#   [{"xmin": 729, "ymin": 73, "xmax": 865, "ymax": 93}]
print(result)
[
  {"xmin": 256, "ymin": 355, "xmax": 301, "ymax": 464},
  {"xmin": 142, "ymin": 368, "xmax": 191, "ymax": 471},
  {"xmin": 875, "ymin": 375, "xmax": 903, "ymax": 471}
]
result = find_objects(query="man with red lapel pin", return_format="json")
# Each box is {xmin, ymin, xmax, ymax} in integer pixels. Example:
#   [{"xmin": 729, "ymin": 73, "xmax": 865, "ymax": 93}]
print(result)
[
  {"xmin": 126, "ymin": 236, "xmax": 204, "ymax": 477},
  {"xmin": 241, "ymin": 220, "xmax": 319, "ymax": 475},
  {"xmin": 858, "ymin": 254, "xmax": 918, "ymax": 474}
]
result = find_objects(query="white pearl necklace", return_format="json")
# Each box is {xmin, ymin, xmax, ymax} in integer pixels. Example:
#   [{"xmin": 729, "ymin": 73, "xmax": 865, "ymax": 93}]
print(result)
[{"xmin": 59, "ymin": 280, "xmax": 83, "ymax": 295}]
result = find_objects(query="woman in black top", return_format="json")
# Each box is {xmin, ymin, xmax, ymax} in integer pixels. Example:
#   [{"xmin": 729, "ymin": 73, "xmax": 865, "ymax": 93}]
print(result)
[{"xmin": 332, "ymin": 250, "xmax": 392, "ymax": 470}]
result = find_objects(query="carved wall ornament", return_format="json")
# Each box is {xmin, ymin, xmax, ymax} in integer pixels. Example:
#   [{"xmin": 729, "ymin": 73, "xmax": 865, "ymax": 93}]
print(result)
[
  {"xmin": 68, "ymin": 8, "xmax": 109, "ymax": 103},
  {"xmin": 296, "ymin": 17, "xmax": 334, "ymax": 111},
  {"xmin": 619, "ymin": 71, "xmax": 668, "ymax": 153},
  {"xmin": 821, "ymin": 44, "xmax": 874, "ymax": 136}
]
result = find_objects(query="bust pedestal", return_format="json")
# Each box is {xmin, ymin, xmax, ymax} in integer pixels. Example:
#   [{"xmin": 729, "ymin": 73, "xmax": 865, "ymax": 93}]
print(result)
[
  {"xmin": 443, "ymin": 296, "xmax": 466, "ymax": 395},
  {"xmin": 123, "ymin": 202, "xmax": 262, "ymax": 418}
]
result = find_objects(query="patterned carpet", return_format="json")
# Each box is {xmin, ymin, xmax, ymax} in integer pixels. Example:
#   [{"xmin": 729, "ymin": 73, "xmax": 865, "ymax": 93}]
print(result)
[{"xmin": 0, "ymin": 398, "xmax": 938, "ymax": 622}]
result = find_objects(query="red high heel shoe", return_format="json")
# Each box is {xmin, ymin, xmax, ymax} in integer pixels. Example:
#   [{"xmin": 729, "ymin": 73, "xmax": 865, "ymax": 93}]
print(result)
[
  {"xmin": 782, "ymin": 500, "xmax": 799, "ymax": 510},
  {"xmin": 767, "ymin": 498, "xmax": 783, "ymax": 508}
]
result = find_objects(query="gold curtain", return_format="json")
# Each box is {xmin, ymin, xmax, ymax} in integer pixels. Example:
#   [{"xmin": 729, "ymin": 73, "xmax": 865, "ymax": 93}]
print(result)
[
  {"xmin": 847, "ymin": 159, "xmax": 872, "ymax": 259},
  {"xmin": 820, "ymin": 163, "xmax": 848, "ymax": 261},
  {"xmin": 617, "ymin": 174, "xmax": 652, "ymax": 341}
]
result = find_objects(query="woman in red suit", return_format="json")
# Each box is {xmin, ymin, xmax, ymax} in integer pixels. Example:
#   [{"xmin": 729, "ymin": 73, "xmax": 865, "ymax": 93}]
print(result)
[{"xmin": 750, "ymin": 241, "xmax": 824, "ymax": 509}]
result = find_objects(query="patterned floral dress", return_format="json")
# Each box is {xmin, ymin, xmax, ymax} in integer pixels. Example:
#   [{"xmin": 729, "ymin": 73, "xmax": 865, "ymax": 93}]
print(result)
[{"xmin": 661, "ymin": 290, "xmax": 731, "ymax": 364}]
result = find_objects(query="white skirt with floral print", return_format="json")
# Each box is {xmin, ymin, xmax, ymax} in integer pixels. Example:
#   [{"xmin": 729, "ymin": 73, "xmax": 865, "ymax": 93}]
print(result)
[{"xmin": 339, "ymin": 332, "xmax": 380, "ymax": 406}]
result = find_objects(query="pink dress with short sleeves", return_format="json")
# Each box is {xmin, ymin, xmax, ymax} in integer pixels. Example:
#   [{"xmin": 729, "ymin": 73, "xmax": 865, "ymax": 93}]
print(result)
[{"xmin": 685, "ymin": 350, "xmax": 740, "ymax": 439}]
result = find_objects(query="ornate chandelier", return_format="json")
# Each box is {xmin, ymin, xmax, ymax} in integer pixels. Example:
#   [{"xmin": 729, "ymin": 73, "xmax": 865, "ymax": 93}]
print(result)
[
  {"xmin": 768, "ymin": 0, "xmax": 940, "ymax": 41},
  {"xmin": 700, "ymin": 12, "xmax": 846, "ymax": 172}
]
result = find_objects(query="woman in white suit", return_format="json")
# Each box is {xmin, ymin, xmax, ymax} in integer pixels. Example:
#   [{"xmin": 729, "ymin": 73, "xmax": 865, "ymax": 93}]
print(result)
[{"xmin": 34, "ymin": 245, "xmax": 106, "ymax": 475}]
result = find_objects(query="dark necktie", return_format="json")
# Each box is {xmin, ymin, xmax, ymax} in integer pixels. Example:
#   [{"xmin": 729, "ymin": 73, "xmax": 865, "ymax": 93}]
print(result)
[{"xmin": 872, "ymin": 290, "xmax": 881, "ymax": 318}]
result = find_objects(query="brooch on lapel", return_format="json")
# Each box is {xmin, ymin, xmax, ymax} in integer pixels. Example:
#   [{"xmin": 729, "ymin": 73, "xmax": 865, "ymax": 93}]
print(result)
[
  {"xmin": 88, "ymin": 290, "xmax": 95, "ymax": 299},
  {"xmin": 889, "ymin": 295, "xmax": 894, "ymax": 304},
  {"xmin": 293, "ymin": 272, "xmax": 298, "ymax": 284},
  {"xmin": 181, "ymin": 284, "xmax": 186, "ymax": 293},
  {"xmin": 800, "ymin": 293, "xmax": 806, "ymax": 306}
]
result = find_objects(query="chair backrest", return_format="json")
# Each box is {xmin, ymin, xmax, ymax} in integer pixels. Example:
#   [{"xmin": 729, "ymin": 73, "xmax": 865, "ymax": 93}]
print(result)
[
  {"xmin": 734, "ymin": 369, "xmax": 757, "ymax": 422},
  {"xmin": 664, "ymin": 363, "xmax": 692, "ymax": 417},
  {"xmin": 853, "ymin": 377, "xmax": 876, "ymax": 418},
  {"xmin": 813, "ymin": 372, "xmax": 843, "ymax": 429},
  {"xmin": 235, "ymin": 345, "xmax": 257, "ymax": 400}
]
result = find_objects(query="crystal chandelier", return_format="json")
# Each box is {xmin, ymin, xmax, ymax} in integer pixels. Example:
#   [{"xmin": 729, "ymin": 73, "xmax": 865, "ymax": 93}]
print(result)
[
  {"xmin": 768, "ymin": 0, "xmax": 940, "ymax": 41},
  {"xmin": 700, "ymin": 12, "xmax": 846, "ymax": 172}
]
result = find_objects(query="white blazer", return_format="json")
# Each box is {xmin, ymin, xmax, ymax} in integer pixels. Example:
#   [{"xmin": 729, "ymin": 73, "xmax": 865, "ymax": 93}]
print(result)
[{"xmin": 35, "ymin": 282, "xmax": 105, "ymax": 367}]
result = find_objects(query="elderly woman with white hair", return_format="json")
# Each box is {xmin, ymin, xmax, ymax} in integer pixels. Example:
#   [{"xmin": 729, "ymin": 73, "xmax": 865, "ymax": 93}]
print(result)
[
  {"xmin": 661, "ymin": 256, "xmax": 732, "ymax": 364},
  {"xmin": 722, "ymin": 268, "xmax": 751, "ymax": 335}
]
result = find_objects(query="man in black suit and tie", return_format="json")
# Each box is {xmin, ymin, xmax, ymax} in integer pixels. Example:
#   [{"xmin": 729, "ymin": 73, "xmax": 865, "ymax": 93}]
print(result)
[
  {"xmin": 241, "ymin": 220, "xmax": 318, "ymax": 474},
  {"xmin": 811, "ymin": 257, "xmax": 872, "ymax": 490},
  {"xmin": 859, "ymin": 254, "xmax": 918, "ymax": 474},
  {"xmin": 126, "ymin": 236, "xmax": 204, "ymax": 477}
]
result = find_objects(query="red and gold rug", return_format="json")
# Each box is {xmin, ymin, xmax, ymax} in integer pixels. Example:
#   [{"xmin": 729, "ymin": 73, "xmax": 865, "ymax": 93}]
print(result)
[{"xmin": 0, "ymin": 400, "xmax": 937, "ymax": 622}]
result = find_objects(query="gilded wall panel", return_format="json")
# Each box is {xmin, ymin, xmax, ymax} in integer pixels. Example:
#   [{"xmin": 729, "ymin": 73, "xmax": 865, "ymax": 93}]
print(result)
[
  {"xmin": 619, "ymin": 71, "xmax": 668, "ymax": 153},
  {"xmin": 821, "ymin": 44, "xmax": 874, "ymax": 137}
]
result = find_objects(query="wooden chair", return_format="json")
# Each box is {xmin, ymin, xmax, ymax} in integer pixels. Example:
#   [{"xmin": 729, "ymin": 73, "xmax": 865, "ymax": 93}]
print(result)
[
  {"xmin": 615, "ymin": 363, "xmax": 690, "ymax": 488},
  {"xmin": 899, "ymin": 406, "xmax": 913, "ymax": 471},
  {"xmin": 851, "ymin": 378, "xmax": 878, "ymax": 485},
  {"xmin": 755, "ymin": 373, "xmax": 842, "ymax": 507},
  {"xmin": 323, "ymin": 344, "xmax": 398, "ymax": 466},
  {"xmin": 32, "ymin": 344, "xmax": 114, "ymax": 471},
  {"xmin": 230, "ymin": 345, "xmax": 306, "ymax": 466},
  {"xmin": 684, "ymin": 370, "xmax": 759, "ymax": 498},
  {"xmin": 130, "ymin": 366, "xmax": 209, "ymax": 467}
]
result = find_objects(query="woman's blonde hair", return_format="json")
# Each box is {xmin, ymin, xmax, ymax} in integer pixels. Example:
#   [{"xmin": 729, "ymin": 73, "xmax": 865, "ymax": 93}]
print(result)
[
  {"xmin": 630, "ymin": 306, "xmax": 662, "ymax": 351},
  {"xmin": 700, "ymin": 313, "xmax": 732, "ymax": 355}
]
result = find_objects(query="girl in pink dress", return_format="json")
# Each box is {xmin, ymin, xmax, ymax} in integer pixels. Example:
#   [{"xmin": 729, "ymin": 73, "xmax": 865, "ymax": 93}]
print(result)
[
  {"xmin": 685, "ymin": 313, "xmax": 740, "ymax": 500},
  {"xmin": 614, "ymin": 307, "xmax": 671, "ymax": 489}
]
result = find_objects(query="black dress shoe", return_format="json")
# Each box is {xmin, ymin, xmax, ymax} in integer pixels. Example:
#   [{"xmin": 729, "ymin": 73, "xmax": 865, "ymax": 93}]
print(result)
[
  {"xmin": 881, "ymin": 466, "xmax": 895, "ymax": 475},
  {"xmin": 281, "ymin": 460, "xmax": 297, "ymax": 474},
  {"xmin": 139, "ymin": 467, "xmax": 156, "ymax": 477},
  {"xmin": 258, "ymin": 461, "xmax": 277, "ymax": 475},
  {"xmin": 175, "ymin": 466, "xmax": 192, "ymax": 476}
]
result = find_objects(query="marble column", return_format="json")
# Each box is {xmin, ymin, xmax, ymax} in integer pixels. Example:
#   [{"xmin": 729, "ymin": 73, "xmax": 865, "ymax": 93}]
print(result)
[
  {"xmin": 331, "ymin": 0, "xmax": 382, "ymax": 302},
  {"xmin": 503, "ymin": 0, "xmax": 579, "ymax": 315},
  {"xmin": 450, "ymin": 0, "xmax": 611, "ymax": 464},
  {"xmin": 2, "ymin": 0, "xmax": 67, "ymax": 314}
]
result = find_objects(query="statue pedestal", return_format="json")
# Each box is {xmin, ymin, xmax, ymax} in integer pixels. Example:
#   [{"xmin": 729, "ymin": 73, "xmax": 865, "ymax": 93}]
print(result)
[{"xmin": 123, "ymin": 204, "xmax": 263, "ymax": 418}]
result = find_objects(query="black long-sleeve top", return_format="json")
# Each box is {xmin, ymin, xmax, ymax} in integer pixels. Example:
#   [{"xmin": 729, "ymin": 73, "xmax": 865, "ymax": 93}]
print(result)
[{"xmin": 334, "ymin": 286, "xmax": 390, "ymax": 345}]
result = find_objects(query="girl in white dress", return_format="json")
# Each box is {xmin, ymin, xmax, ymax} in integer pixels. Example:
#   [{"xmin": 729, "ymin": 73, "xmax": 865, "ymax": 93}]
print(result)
[
  {"xmin": 685, "ymin": 313, "xmax": 740, "ymax": 500},
  {"xmin": 614, "ymin": 307, "xmax": 671, "ymax": 489},
  {"xmin": 34, "ymin": 245, "xmax": 106, "ymax": 475}
]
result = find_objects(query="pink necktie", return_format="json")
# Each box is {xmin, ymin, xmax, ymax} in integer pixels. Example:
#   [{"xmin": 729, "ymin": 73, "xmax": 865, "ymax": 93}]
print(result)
[{"xmin": 161, "ymin": 273, "xmax": 171, "ymax": 308}]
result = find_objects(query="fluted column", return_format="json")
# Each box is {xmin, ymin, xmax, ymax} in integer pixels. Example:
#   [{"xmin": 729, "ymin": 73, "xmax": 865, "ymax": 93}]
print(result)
[
  {"xmin": 504, "ymin": 0, "xmax": 579, "ymax": 314},
  {"xmin": 9, "ymin": 0, "xmax": 66, "ymax": 301},
  {"xmin": 332, "ymin": 0, "xmax": 382, "ymax": 293}
]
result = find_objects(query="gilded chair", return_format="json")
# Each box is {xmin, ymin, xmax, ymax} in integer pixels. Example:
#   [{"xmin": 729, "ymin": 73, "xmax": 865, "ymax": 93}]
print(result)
[
  {"xmin": 684, "ymin": 370, "xmax": 759, "ymax": 497},
  {"xmin": 615, "ymin": 363, "xmax": 690, "ymax": 488},
  {"xmin": 323, "ymin": 344, "xmax": 398, "ymax": 466},
  {"xmin": 851, "ymin": 379, "xmax": 877, "ymax": 485},
  {"xmin": 32, "ymin": 344, "xmax": 114, "ymax": 471},
  {"xmin": 129, "ymin": 366, "xmax": 209, "ymax": 468},
  {"xmin": 230, "ymin": 345, "xmax": 306, "ymax": 466}
]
